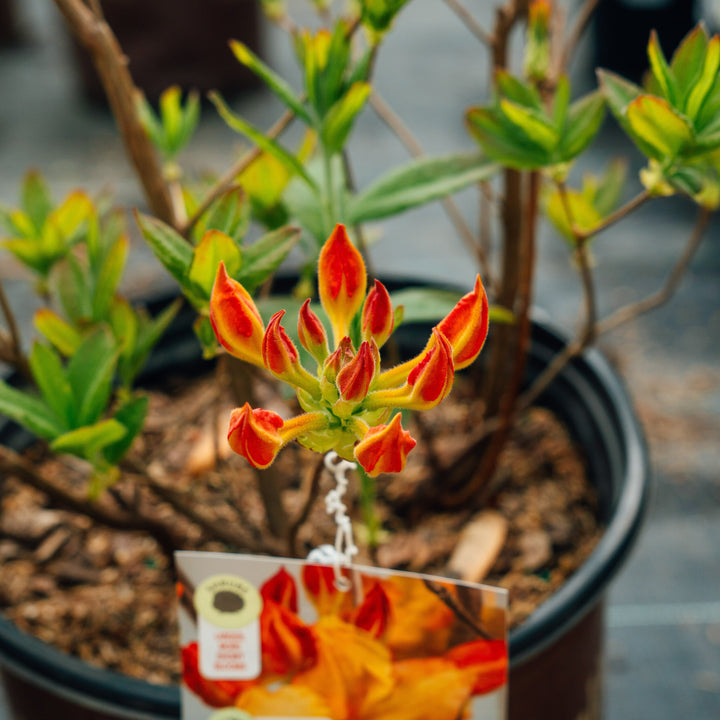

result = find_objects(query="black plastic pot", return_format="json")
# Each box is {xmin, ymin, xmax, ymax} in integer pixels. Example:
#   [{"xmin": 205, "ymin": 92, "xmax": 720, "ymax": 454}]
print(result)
[{"xmin": 0, "ymin": 307, "xmax": 649, "ymax": 720}]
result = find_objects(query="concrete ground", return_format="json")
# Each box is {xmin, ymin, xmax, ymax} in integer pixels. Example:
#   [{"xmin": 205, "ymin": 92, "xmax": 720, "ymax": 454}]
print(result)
[{"xmin": 1, "ymin": 1, "xmax": 719, "ymax": 718}]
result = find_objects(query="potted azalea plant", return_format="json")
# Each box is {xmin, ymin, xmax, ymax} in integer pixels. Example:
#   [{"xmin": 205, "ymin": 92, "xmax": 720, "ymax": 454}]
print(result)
[{"xmin": 1, "ymin": 0, "xmax": 718, "ymax": 718}]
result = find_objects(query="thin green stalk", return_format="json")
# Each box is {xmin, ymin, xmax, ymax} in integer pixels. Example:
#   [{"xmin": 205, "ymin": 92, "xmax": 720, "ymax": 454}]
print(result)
[{"xmin": 356, "ymin": 464, "xmax": 381, "ymax": 549}]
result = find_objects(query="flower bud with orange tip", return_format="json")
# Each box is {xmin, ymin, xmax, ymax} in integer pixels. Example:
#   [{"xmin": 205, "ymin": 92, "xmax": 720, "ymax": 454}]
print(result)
[
  {"xmin": 361, "ymin": 279, "xmax": 394, "ymax": 348},
  {"xmin": 209, "ymin": 262, "xmax": 265, "ymax": 367},
  {"xmin": 322, "ymin": 336, "xmax": 355, "ymax": 385},
  {"xmin": 436, "ymin": 275, "xmax": 489, "ymax": 369},
  {"xmin": 263, "ymin": 311, "xmax": 321, "ymax": 396},
  {"xmin": 260, "ymin": 567, "xmax": 298, "ymax": 613},
  {"xmin": 298, "ymin": 299, "xmax": 329, "ymax": 365},
  {"xmin": 354, "ymin": 413, "xmax": 417, "ymax": 477},
  {"xmin": 318, "ymin": 224, "xmax": 366, "ymax": 344},
  {"xmin": 336, "ymin": 340, "xmax": 376, "ymax": 403}
]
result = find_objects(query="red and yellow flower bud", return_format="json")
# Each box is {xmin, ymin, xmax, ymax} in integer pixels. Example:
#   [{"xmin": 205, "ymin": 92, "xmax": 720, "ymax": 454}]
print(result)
[
  {"xmin": 354, "ymin": 413, "xmax": 417, "ymax": 477},
  {"xmin": 260, "ymin": 600, "xmax": 317, "ymax": 676},
  {"xmin": 404, "ymin": 329, "xmax": 455, "ymax": 409},
  {"xmin": 263, "ymin": 311, "xmax": 320, "ymax": 396},
  {"xmin": 210, "ymin": 262, "xmax": 265, "ymax": 367},
  {"xmin": 336, "ymin": 340, "xmax": 376, "ymax": 403},
  {"xmin": 318, "ymin": 224, "xmax": 367, "ymax": 344},
  {"xmin": 227, "ymin": 403, "xmax": 284, "ymax": 469},
  {"xmin": 322, "ymin": 336, "xmax": 355, "ymax": 385},
  {"xmin": 352, "ymin": 581, "xmax": 391, "ymax": 638},
  {"xmin": 436, "ymin": 275, "xmax": 489, "ymax": 369},
  {"xmin": 361, "ymin": 280, "xmax": 394, "ymax": 348},
  {"xmin": 298, "ymin": 299, "xmax": 329, "ymax": 364},
  {"xmin": 261, "ymin": 567, "xmax": 298, "ymax": 613}
]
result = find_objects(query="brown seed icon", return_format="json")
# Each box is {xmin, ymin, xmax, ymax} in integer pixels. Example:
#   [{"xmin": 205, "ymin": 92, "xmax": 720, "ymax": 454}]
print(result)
[{"xmin": 213, "ymin": 590, "xmax": 245, "ymax": 613}]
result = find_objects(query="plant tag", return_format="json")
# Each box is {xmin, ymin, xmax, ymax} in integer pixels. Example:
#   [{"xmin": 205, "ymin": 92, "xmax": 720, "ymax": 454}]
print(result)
[{"xmin": 177, "ymin": 551, "xmax": 508, "ymax": 720}]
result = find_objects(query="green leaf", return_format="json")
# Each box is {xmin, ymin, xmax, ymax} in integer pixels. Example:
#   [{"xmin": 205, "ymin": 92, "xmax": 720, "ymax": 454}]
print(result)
[
  {"xmin": 466, "ymin": 107, "xmax": 550, "ymax": 168},
  {"xmin": 685, "ymin": 35, "xmax": 720, "ymax": 123},
  {"xmin": 109, "ymin": 297, "xmax": 139, "ymax": 386},
  {"xmin": 545, "ymin": 187, "xmax": 603, "ymax": 241},
  {"xmin": 211, "ymin": 92, "xmax": 319, "ymax": 193},
  {"xmin": 136, "ymin": 92, "xmax": 164, "ymax": 147},
  {"xmin": 22, "ymin": 172, "xmax": 53, "ymax": 233},
  {"xmin": 66, "ymin": 328, "xmax": 119, "ymax": 427},
  {"xmin": 230, "ymin": 40, "xmax": 313, "ymax": 125},
  {"xmin": 33, "ymin": 309, "xmax": 83, "ymax": 356},
  {"xmin": 159, "ymin": 86, "xmax": 184, "ymax": 154},
  {"xmin": 188, "ymin": 230, "xmax": 242, "ymax": 300},
  {"xmin": 499, "ymin": 99, "xmax": 558, "ymax": 151},
  {"xmin": 0, "ymin": 380, "xmax": 64, "ymax": 440},
  {"xmin": 202, "ymin": 188, "xmax": 249, "ymax": 242},
  {"xmin": 597, "ymin": 69, "xmax": 643, "ymax": 126},
  {"xmin": 559, "ymin": 90, "xmax": 606, "ymax": 161},
  {"xmin": 237, "ymin": 225, "xmax": 301, "ymax": 292},
  {"xmin": 51, "ymin": 419, "xmax": 127, "ymax": 460},
  {"xmin": 283, "ymin": 174, "xmax": 328, "ymax": 244},
  {"xmin": 103, "ymin": 395, "xmax": 149, "ymax": 465},
  {"xmin": 193, "ymin": 315, "xmax": 220, "ymax": 359},
  {"xmin": 647, "ymin": 30, "xmax": 678, "ymax": 105},
  {"xmin": 626, "ymin": 95, "xmax": 693, "ymax": 159},
  {"xmin": 1, "ymin": 238, "xmax": 49, "ymax": 274},
  {"xmin": 135, "ymin": 211, "xmax": 193, "ymax": 285},
  {"xmin": 593, "ymin": 159, "xmax": 628, "ymax": 217},
  {"xmin": 29, "ymin": 342, "xmax": 72, "ymax": 428},
  {"xmin": 348, "ymin": 153, "xmax": 499, "ymax": 224},
  {"xmin": 55, "ymin": 254, "xmax": 92, "ymax": 323},
  {"xmin": 671, "ymin": 25, "xmax": 709, "ymax": 95},
  {"xmin": 92, "ymin": 234, "xmax": 128, "ymax": 322},
  {"xmin": 48, "ymin": 191, "xmax": 93, "ymax": 239},
  {"xmin": 496, "ymin": 71, "xmax": 544, "ymax": 110},
  {"xmin": 320, "ymin": 82, "xmax": 371, "ymax": 155},
  {"xmin": 552, "ymin": 76, "xmax": 571, "ymax": 129}
]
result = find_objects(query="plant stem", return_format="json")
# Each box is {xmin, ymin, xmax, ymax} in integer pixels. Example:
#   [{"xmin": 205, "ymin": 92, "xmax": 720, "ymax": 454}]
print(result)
[
  {"xmin": 558, "ymin": 0, "xmax": 602, "ymax": 74},
  {"xmin": 181, "ymin": 107, "xmax": 296, "ymax": 237},
  {"xmin": 443, "ymin": 0, "xmax": 493, "ymax": 46},
  {"xmin": 51, "ymin": 0, "xmax": 176, "ymax": 227},
  {"xmin": 356, "ymin": 464, "xmax": 380, "ymax": 549},
  {"xmin": 578, "ymin": 189, "xmax": 651, "ymax": 241},
  {"xmin": 0, "ymin": 276, "xmax": 30, "ymax": 380}
]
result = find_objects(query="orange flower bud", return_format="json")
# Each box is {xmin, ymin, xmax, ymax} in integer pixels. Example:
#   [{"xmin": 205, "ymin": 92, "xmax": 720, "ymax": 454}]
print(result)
[
  {"xmin": 336, "ymin": 340, "xmax": 376, "ymax": 403},
  {"xmin": 361, "ymin": 280, "xmax": 394, "ymax": 348},
  {"xmin": 260, "ymin": 600, "xmax": 317, "ymax": 676},
  {"xmin": 263, "ymin": 311, "xmax": 320, "ymax": 396},
  {"xmin": 227, "ymin": 403, "xmax": 284, "ymax": 469},
  {"xmin": 404, "ymin": 329, "xmax": 454, "ymax": 409},
  {"xmin": 298, "ymin": 299, "xmax": 329, "ymax": 364},
  {"xmin": 318, "ymin": 224, "xmax": 367, "ymax": 344},
  {"xmin": 322, "ymin": 336, "xmax": 355, "ymax": 384},
  {"xmin": 437, "ymin": 275, "xmax": 489, "ymax": 369},
  {"xmin": 260, "ymin": 567, "xmax": 298, "ymax": 613},
  {"xmin": 354, "ymin": 413, "xmax": 417, "ymax": 477},
  {"xmin": 352, "ymin": 581, "xmax": 391, "ymax": 638},
  {"xmin": 209, "ymin": 262, "xmax": 265, "ymax": 367},
  {"xmin": 445, "ymin": 639, "xmax": 508, "ymax": 696}
]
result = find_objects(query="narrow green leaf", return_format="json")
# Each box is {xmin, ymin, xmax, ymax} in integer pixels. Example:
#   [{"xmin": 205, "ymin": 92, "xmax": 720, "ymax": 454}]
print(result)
[
  {"xmin": 552, "ymin": 76, "xmax": 571, "ymax": 130},
  {"xmin": 499, "ymin": 99, "xmax": 558, "ymax": 151},
  {"xmin": 203, "ymin": 188, "xmax": 249, "ymax": 241},
  {"xmin": 55, "ymin": 254, "xmax": 92, "ymax": 323},
  {"xmin": 188, "ymin": 230, "xmax": 242, "ymax": 300},
  {"xmin": 593, "ymin": 159, "xmax": 628, "ymax": 217},
  {"xmin": 1, "ymin": 237, "xmax": 49, "ymax": 274},
  {"xmin": 136, "ymin": 93, "xmax": 164, "ymax": 148},
  {"xmin": 496, "ymin": 71, "xmax": 543, "ymax": 110},
  {"xmin": 648, "ymin": 30, "xmax": 678, "ymax": 105},
  {"xmin": 237, "ymin": 225, "xmax": 301, "ymax": 292},
  {"xmin": 92, "ymin": 234, "xmax": 128, "ymax": 322},
  {"xmin": 29, "ymin": 342, "xmax": 72, "ymax": 428},
  {"xmin": 33, "ymin": 309, "xmax": 82, "ymax": 357},
  {"xmin": 21, "ymin": 172, "xmax": 53, "ymax": 233},
  {"xmin": 348, "ymin": 153, "xmax": 499, "ymax": 224},
  {"xmin": 559, "ymin": 90, "xmax": 606, "ymax": 161},
  {"xmin": 211, "ymin": 92, "xmax": 319, "ymax": 193},
  {"xmin": 109, "ymin": 297, "xmax": 139, "ymax": 385},
  {"xmin": 135, "ymin": 211, "xmax": 193, "ymax": 285},
  {"xmin": 230, "ymin": 40, "xmax": 314, "ymax": 125},
  {"xmin": 0, "ymin": 380, "xmax": 63, "ymax": 440},
  {"xmin": 103, "ymin": 395, "xmax": 149, "ymax": 465},
  {"xmin": 627, "ymin": 95, "xmax": 693, "ymax": 159},
  {"xmin": 685, "ymin": 35, "xmax": 720, "ymax": 122},
  {"xmin": 671, "ymin": 24, "xmax": 709, "ymax": 95},
  {"xmin": 320, "ymin": 82, "xmax": 371, "ymax": 155},
  {"xmin": 159, "ymin": 86, "xmax": 184, "ymax": 154},
  {"xmin": 51, "ymin": 419, "xmax": 127, "ymax": 459},
  {"xmin": 48, "ymin": 191, "xmax": 93, "ymax": 239},
  {"xmin": 66, "ymin": 328, "xmax": 119, "ymax": 427}
]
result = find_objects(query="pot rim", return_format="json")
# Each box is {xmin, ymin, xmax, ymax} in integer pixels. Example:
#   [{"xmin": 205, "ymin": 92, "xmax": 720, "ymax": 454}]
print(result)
[{"xmin": 0, "ymin": 313, "xmax": 649, "ymax": 716}]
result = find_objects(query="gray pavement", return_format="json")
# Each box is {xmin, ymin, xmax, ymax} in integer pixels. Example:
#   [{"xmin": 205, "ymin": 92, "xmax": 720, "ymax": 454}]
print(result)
[{"xmin": 1, "ymin": 1, "xmax": 720, "ymax": 718}]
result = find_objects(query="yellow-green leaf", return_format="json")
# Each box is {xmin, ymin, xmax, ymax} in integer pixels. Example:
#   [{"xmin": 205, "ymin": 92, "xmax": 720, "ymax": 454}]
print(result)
[
  {"xmin": 627, "ymin": 95, "xmax": 692, "ymax": 159},
  {"xmin": 48, "ymin": 191, "xmax": 93, "ymax": 239},
  {"xmin": 685, "ymin": 35, "xmax": 720, "ymax": 122},
  {"xmin": 648, "ymin": 30, "xmax": 678, "ymax": 105},
  {"xmin": 188, "ymin": 229, "xmax": 242, "ymax": 299},
  {"xmin": 320, "ymin": 81, "xmax": 371, "ymax": 155},
  {"xmin": 546, "ymin": 188, "xmax": 603, "ymax": 241},
  {"xmin": 499, "ymin": 99, "xmax": 558, "ymax": 151},
  {"xmin": 34, "ymin": 309, "xmax": 83, "ymax": 356}
]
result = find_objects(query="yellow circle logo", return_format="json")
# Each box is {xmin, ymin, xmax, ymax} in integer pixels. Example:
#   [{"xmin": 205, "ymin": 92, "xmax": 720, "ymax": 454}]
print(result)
[{"xmin": 194, "ymin": 574, "xmax": 262, "ymax": 629}]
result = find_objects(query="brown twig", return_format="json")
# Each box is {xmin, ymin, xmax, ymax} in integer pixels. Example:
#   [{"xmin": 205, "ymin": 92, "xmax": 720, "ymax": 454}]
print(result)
[
  {"xmin": 0, "ymin": 277, "xmax": 30, "ymax": 380},
  {"xmin": 443, "ymin": 0, "xmax": 493, "ymax": 46},
  {"xmin": 558, "ymin": 0, "xmax": 602, "ymax": 74},
  {"xmin": 51, "ymin": 0, "xmax": 176, "ymax": 226},
  {"xmin": 287, "ymin": 455, "xmax": 326, "ymax": 558},
  {"xmin": 369, "ymin": 91, "xmax": 494, "ymax": 285},
  {"xmin": 180, "ymin": 108, "xmax": 296, "ymax": 236},
  {"xmin": 577, "ymin": 190, "xmax": 651, "ymax": 242}
]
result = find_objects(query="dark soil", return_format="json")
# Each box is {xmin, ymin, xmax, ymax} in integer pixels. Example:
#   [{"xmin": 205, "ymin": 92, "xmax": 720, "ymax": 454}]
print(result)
[{"xmin": 0, "ymin": 373, "xmax": 601, "ymax": 685}]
